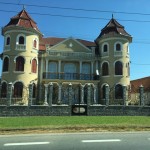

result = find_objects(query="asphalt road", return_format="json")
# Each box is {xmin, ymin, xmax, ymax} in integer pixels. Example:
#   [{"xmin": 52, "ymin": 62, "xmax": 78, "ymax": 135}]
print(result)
[{"xmin": 0, "ymin": 132, "xmax": 150, "ymax": 150}]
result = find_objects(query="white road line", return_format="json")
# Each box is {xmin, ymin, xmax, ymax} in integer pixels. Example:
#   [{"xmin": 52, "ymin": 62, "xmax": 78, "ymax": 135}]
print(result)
[
  {"xmin": 4, "ymin": 142, "xmax": 50, "ymax": 146},
  {"xmin": 82, "ymin": 139, "xmax": 121, "ymax": 143}
]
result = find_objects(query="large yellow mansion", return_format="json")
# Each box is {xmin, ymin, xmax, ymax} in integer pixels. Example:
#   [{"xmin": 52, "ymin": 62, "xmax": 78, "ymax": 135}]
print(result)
[{"xmin": 0, "ymin": 8, "xmax": 134, "ymax": 110}]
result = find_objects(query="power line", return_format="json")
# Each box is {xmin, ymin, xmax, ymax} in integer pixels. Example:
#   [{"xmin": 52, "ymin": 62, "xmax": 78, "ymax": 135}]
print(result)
[
  {"xmin": 0, "ymin": 9, "xmax": 150, "ymax": 23},
  {"xmin": 1, "ymin": 1, "xmax": 150, "ymax": 16}
]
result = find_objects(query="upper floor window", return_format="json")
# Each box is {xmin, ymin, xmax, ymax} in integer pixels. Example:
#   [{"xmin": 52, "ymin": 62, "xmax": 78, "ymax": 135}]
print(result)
[
  {"xmin": 115, "ymin": 61, "xmax": 123, "ymax": 75},
  {"xmin": 102, "ymin": 43, "xmax": 109, "ymax": 52},
  {"xmin": 127, "ymin": 62, "xmax": 130, "ymax": 76},
  {"xmin": 116, "ymin": 43, "xmax": 121, "ymax": 51},
  {"xmin": 15, "ymin": 56, "xmax": 25, "ymax": 71},
  {"xmin": 3, "ymin": 57, "xmax": 9, "ymax": 72},
  {"xmin": 31, "ymin": 58, "xmax": 37, "ymax": 73},
  {"xmin": 33, "ymin": 38, "xmax": 38, "ymax": 49},
  {"xmin": 64, "ymin": 63, "xmax": 76, "ymax": 80},
  {"xmin": 82, "ymin": 63, "xmax": 90, "ymax": 74},
  {"xmin": 48, "ymin": 62, "xmax": 58, "ymax": 79},
  {"xmin": 6, "ymin": 36, "xmax": 10, "ymax": 45},
  {"xmin": 16, "ymin": 34, "xmax": 26, "ymax": 50},
  {"xmin": 19, "ymin": 36, "xmax": 25, "ymax": 44},
  {"xmin": 102, "ymin": 62, "xmax": 109, "ymax": 76},
  {"xmin": 114, "ymin": 42, "xmax": 122, "ymax": 51},
  {"xmin": 82, "ymin": 63, "xmax": 91, "ymax": 80},
  {"xmin": 101, "ymin": 43, "xmax": 109, "ymax": 57}
]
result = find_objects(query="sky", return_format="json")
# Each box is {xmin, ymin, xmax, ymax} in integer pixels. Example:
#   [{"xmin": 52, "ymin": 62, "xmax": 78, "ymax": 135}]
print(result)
[{"xmin": 0, "ymin": 0, "xmax": 150, "ymax": 80}]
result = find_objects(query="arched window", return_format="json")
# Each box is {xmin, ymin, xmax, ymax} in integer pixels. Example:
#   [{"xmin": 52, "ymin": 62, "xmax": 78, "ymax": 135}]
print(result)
[
  {"xmin": 6, "ymin": 37, "xmax": 10, "ymax": 45},
  {"xmin": 32, "ymin": 83, "xmax": 36, "ymax": 98},
  {"xmin": 102, "ymin": 62, "xmax": 109, "ymax": 76},
  {"xmin": 115, "ymin": 84, "xmax": 123, "ymax": 99},
  {"xmin": 102, "ymin": 84, "xmax": 106, "ymax": 99},
  {"xmin": 31, "ymin": 59, "xmax": 37, "ymax": 73},
  {"xmin": 115, "ymin": 42, "xmax": 122, "ymax": 51},
  {"xmin": 15, "ymin": 56, "xmax": 25, "ymax": 71},
  {"xmin": 103, "ymin": 44, "xmax": 108, "ymax": 52},
  {"xmin": 33, "ymin": 39, "xmax": 37, "ymax": 48},
  {"xmin": 127, "ymin": 62, "xmax": 130, "ymax": 76},
  {"xmin": 115, "ymin": 61, "xmax": 123, "ymax": 75},
  {"xmin": 3, "ymin": 57, "xmax": 9, "ymax": 72},
  {"xmin": 1, "ymin": 82, "xmax": 7, "ymax": 98},
  {"xmin": 19, "ymin": 36, "xmax": 25, "ymax": 45},
  {"xmin": 13, "ymin": 82, "xmax": 23, "ymax": 98}
]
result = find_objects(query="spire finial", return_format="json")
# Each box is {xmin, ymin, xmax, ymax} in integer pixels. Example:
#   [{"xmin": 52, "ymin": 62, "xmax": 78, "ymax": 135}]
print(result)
[
  {"xmin": 23, "ymin": 4, "xmax": 25, "ymax": 10},
  {"xmin": 112, "ymin": 14, "xmax": 114, "ymax": 19}
]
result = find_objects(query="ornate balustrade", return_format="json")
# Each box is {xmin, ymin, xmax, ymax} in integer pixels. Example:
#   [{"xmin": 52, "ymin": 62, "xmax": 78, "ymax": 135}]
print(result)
[
  {"xmin": 43, "ymin": 72, "xmax": 99, "ymax": 80},
  {"xmin": 47, "ymin": 51, "xmax": 94, "ymax": 59}
]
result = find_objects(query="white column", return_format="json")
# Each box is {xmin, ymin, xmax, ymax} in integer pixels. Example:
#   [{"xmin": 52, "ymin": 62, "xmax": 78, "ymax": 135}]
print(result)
[
  {"xmin": 80, "ymin": 84, "xmax": 84, "ymax": 104},
  {"xmin": 58, "ymin": 60, "xmax": 61, "ymax": 79},
  {"xmin": 46, "ymin": 59, "xmax": 49, "ymax": 79},
  {"xmin": 91, "ymin": 61, "xmax": 94, "ymax": 79},
  {"xmin": 44, "ymin": 84, "xmax": 48, "ymax": 105},
  {"xmin": 58, "ymin": 84, "xmax": 62, "ymax": 104},
  {"xmin": 95, "ymin": 61, "xmax": 98, "ymax": 70},
  {"xmin": 49, "ymin": 82, "xmax": 53, "ymax": 106},
  {"xmin": 93, "ymin": 85, "xmax": 97, "ymax": 104},
  {"xmin": 80, "ymin": 61, "xmax": 82, "ymax": 79}
]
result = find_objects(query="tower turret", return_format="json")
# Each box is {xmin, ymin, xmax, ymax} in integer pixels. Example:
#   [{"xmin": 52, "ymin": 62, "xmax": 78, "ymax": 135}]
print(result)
[
  {"xmin": 95, "ymin": 17, "xmax": 132, "ymax": 104},
  {"xmin": 1, "ymin": 9, "xmax": 42, "ymax": 105}
]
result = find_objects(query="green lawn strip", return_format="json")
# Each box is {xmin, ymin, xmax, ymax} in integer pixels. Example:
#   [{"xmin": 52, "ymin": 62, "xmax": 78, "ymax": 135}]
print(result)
[{"xmin": 0, "ymin": 116, "xmax": 150, "ymax": 131}]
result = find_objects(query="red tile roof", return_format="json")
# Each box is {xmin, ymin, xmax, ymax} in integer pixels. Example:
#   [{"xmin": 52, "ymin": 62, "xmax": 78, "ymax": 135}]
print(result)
[
  {"xmin": 39, "ymin": 37, "xmax": 96, "ymax": 51},
  {"xmin": 130, "ymin": 76, "xmax": 150, "ymax": 93},
  {"xmin": 5, "ymin": 9, "xmax": 40, "ymax": 32}
]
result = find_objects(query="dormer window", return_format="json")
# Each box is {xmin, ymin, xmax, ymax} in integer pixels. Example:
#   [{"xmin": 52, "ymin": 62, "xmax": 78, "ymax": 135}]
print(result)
[
  {"xmin": 6, "ymin": 37, "xmax": 10, "ymax": 45},
  {"xmin": 19, "ymin": 36, "xmax": 25, "ymax": 44},
  {"xmin": 116, "ymin": 43, "xmax": 121, "ymax": 51},
  {"xmin": 33, "ymin": 39, "xmax": 37, "ymax": 48},
  {"xmin": 33, "ymin": 38, "xmax": 38, "ymax": 49},
  {"xmin": 114, "ymin": 42, "xmax": 122, "ymax": 51},
  {"xmin": 101, "ymin": 42, "xmax": 109, "ymax": 57},
  {"xmin": 103, "ymin": 44, "xmax": 108, "ymax": 52},
  {"xmin": 16, "ymin": 34, "xmax": 26, "ymax": 50}
]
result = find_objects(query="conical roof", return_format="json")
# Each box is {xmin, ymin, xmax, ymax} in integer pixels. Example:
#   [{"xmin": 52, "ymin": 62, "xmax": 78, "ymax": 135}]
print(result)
[
  {"xmin": 5, "ymin": 9, "xmax": 40, "ymax": 33},
  {"xmin": 96, "ymin": 16, "xmax": 132, "ymax": 42}
]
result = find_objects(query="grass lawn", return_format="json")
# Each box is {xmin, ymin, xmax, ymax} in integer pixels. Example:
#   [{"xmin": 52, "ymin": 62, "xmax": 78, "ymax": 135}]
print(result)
[{"xmin": 0, "ymin": 116, "xmax": 150, "ymax": 132}]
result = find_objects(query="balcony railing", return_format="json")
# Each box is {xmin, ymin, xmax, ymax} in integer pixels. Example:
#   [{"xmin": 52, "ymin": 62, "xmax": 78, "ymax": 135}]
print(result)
[
  {"xmin": 43, "ymin": 72, "xmax": 99, "ymax": 80},
  {"xmin": 47, "ymin": 51, "xmax": 94, "ymax": 59},
  {"xmin": 16, "ymin": 45, "xmax": 26, "ymax": 51}
]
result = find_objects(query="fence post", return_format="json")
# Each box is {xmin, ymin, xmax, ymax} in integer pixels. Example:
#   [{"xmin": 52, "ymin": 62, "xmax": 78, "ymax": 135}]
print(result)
[
  {"xmin": 28, "ymin": 83, "xmax": 33, "ymax": 106},
  {"xmin": 44, "ymin": 84, "xmax": 48, "ymax": 105},
  {"xmin": 87, "ymin": 84, "xmax": 91, "ymax": 106},
  {"xmin": 105, "ymin": 84, "xmax": 109, "ymax": 106},
  {"xmin": 7, "ymin": 82, "xmax": 13, "ymax": 106},
  {"xmin": 139, "ymin": 85, "xmax": 144, "ymax": 106},
  {"xmin": 48, "ymin": 82, "xmax": 53, "ymax": 107},
  {"xmin": 123, "ymin": 85, "xmax": 127, "ymax": 106}
]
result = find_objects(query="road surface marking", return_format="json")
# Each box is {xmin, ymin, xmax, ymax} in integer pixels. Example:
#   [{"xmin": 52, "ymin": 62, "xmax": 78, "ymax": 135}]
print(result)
[
  {"xmin": 4, "ymin": 142, "xmax": 50, "ymax": 146},
  {"xmin": 82, "ymin": 139, "xmax": 121, "ymax": 143}
]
